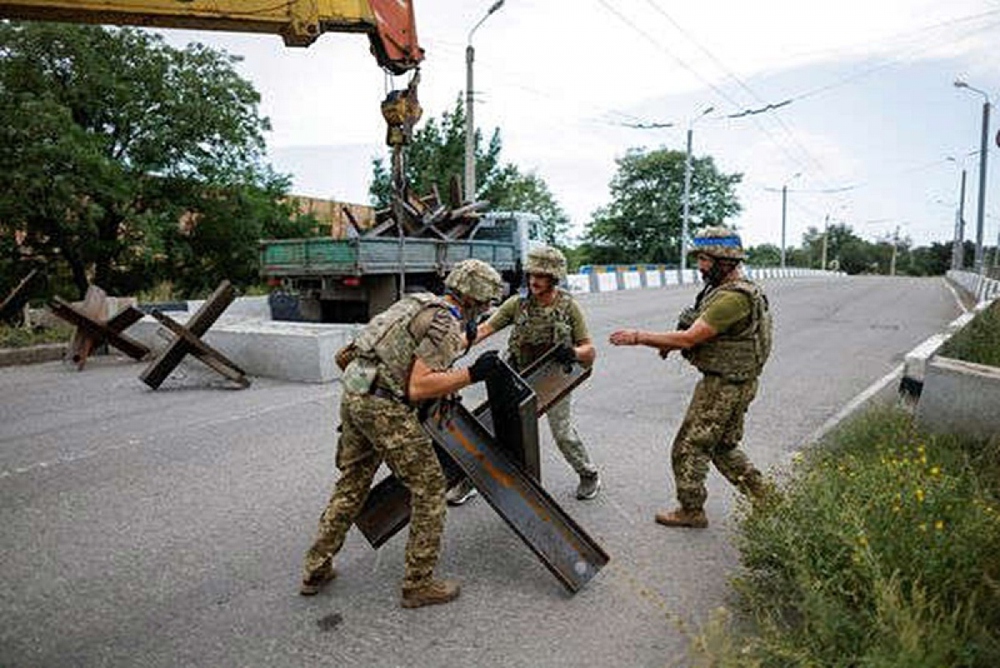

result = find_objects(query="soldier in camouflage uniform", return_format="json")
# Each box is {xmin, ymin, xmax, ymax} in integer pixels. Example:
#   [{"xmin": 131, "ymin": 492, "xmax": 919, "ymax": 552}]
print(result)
[
  {"xmin": 609, "ymin": 228, "xmax": 772, "ymax": 528},
  {"xmin": 299, "ymin": 259, "xmax": 506, "ymax": 608},
  {"xmin": 447, "ymin": 245, "xmax": 601, "ymax": 504}
]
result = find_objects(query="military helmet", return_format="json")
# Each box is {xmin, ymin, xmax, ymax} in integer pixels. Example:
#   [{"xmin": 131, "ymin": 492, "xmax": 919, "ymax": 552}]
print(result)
[
  {"xmin": 689, "ymin": 226, "xmax": 745, "ymax": 260},
  {"xmin": 445, "ymin": 259, "xmax": 504, "ymax": 303},
  {"xmin": 525, "ymin": 245, "xmax": 567, "ymax": 281}
]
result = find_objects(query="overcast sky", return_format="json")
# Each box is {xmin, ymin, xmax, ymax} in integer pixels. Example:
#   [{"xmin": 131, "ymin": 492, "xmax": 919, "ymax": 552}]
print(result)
[{"xmin": 157, "ymin": 0, "xmax": 1000, "ymax": 251}]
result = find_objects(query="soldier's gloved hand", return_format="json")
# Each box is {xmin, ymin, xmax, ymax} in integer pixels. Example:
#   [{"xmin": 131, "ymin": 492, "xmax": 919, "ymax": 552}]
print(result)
[
  {"xmin": 552, "ymin": 344, "xmax": 577, "ymax": 366},
  {"xmin": 468, "ymin": 350, "xmax": 502, "ymax": 383}
]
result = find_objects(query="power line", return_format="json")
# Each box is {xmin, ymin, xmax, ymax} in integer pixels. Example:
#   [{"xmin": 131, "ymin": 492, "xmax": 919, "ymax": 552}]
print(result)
[{"xmin": 594, "ymin": 0, "xmax": 825, "ymax": 181}]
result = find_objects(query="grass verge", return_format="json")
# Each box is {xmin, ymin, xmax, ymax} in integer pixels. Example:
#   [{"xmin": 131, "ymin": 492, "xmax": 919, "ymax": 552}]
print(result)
[
  {"xmin": 0, "ymin": 322, "xmax": 74, "ymax": 348},
  {"xmin": 939, "ymin": 300, "xmax": 1000, "ymax": 367},
  {"xmin": 689, "ymin": 404, "xmax": 1000, "ymax": 667}
]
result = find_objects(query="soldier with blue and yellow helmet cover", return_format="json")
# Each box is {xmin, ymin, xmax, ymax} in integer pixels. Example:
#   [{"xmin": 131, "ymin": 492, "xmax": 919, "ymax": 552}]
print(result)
[{"xmin": 609, "ymin": 227, "xmax": 773, "ymax": 528}]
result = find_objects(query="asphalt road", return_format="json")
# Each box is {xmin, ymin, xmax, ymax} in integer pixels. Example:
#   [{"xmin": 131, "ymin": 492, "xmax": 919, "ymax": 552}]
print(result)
[{"xmin": 0, "ymin": 276, "xmax": 964, "ymax": 668}]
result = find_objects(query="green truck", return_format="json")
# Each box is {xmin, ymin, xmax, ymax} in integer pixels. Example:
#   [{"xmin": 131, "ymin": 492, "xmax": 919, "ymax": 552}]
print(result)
[{"xmin": 260, "ymin": 211, "xmax": 543, "ymax": 323}]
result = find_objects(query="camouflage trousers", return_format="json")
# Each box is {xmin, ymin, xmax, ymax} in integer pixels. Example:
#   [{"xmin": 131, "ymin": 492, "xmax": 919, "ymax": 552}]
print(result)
[
  {"xmin": 547, "ymin": 394, "xmax": 597, "ymax": 476},
  {"xmin": 303, "ymin": 392, "xmax": 446, "ymax": 592},
  {"xmin": 671, "ymin": 374, "xmax": 763, "ymax": 511}
]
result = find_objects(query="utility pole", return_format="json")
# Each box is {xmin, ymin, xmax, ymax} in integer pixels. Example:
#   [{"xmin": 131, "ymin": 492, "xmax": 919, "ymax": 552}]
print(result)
[
  {"xmin": 821, "ymin": 214, "xmax": 829, "ymax": 270},
  {"xmin": 680, "ymin": 106, "xmax": 713, "ymax": 284},
  {"xmin": 889, "ymin": 226, "xmax": 899, "ymax": 276},
  {"xmin": 464, "ymin": 1, "xmax": 505, "ymax": 203},
  {"xmin": 780, "ymin": 185, "xmax": 788, "ymax": 268},
  {"xmin": 955, "ymin": 79, "xmax": 991, "ymax": 275},
  {"xmin": 953, "ymin": 168, "xmax": 967, "ymax": 270}
]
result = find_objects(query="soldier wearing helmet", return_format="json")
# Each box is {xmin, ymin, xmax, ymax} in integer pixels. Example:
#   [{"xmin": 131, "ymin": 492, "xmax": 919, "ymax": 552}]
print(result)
[
  {"xmin": 300, "ymin": 259, "xmax": 505, "ymax": 609},
  {"xmin": 609, "ymin": 227, "xmax": 773, "ymax": 529},
  {"xmin": 446, "ymin": 245, "xmax": 602, "ymax": 505}
]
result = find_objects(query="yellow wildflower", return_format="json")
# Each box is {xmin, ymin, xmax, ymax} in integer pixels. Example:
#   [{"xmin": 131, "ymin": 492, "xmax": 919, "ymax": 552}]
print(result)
[
  {"xmin": 934, "ymin": 520, "xmax": 944, "ymax": 531},
  {"xmin": 929, "ymin": 466, "xmax": 940, "ymax": 476},
  {"xmin": 915, "ymin": 489, "xmax": 925, "ymax": 503}
]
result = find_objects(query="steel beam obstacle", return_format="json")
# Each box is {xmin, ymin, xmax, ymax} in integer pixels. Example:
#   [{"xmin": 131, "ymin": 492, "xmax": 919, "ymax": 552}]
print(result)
[
  {"xmin": 139, "ymin": 280, "xmax": 250, "ymax": 389},
  {"xmin": 354, "ymin": 348, "xmax": 609, "ymax": 593},
  {"xmin": 48, "ymin": 285, "xmax": 150, "ymax": 370}
]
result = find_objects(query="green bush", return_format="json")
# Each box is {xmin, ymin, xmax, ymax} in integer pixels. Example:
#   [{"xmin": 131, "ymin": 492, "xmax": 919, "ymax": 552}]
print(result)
[
  {"xmin": 939, "ymin": 301, "xmax": 1000, "ymax": 367},
  {"xmin": 691, "ymin": 405, "xmax": 1000, "ymax": 667},
  {"xmin": 0, "ymin": 322, "xmax": 74, "ymax": 348}
]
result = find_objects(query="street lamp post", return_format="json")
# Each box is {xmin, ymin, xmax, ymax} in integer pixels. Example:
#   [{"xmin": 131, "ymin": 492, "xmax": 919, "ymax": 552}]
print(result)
[
  {"xmin": 464, "ymin": 0, "xmax": 505, "ymax": 203},
  {"xmin": 680, "ymin": 106, "xmax": 714, "ymax": 283},
  {"xmin": 954, "ymin": 79, "xmax": 991, "ymax": 275}
]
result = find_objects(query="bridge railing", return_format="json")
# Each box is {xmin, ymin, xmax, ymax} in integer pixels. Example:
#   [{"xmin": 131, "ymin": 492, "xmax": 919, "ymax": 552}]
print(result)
[
  {"xmin": 567, "ymin": 264, "xmax": 846, "ymax": 294},
  {"xmin": 946, "ymin": 270, "xmax": 1000, "ymax": 305}
]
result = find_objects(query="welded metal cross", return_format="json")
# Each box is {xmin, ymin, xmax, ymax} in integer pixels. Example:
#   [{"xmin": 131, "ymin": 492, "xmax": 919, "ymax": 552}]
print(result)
[
  {"xmin": 139, "ymin": 280, "xmax": 250, "ymax": 389},
  {"xmin": 48, "ymin": 287, "xmax": 150, "ymax": 370}
]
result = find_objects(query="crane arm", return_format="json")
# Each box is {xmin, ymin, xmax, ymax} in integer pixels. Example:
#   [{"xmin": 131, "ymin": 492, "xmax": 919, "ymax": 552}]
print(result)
[{"xmin": 0, "ymin": 0, "xmax": 423, "ymax": 73}]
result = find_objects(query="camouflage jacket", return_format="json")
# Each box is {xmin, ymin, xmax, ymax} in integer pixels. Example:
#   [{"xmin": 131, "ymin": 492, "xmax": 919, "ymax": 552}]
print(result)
[{"xmin": 342, "ymin": 293, "xmax": 465, "ymax": 399}]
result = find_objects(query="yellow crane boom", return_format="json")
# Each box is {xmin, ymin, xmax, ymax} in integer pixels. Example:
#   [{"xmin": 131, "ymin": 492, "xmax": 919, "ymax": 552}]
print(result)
[{"xmin": 0, "ymin": 0, "xmax": 423, "ymax": 73}]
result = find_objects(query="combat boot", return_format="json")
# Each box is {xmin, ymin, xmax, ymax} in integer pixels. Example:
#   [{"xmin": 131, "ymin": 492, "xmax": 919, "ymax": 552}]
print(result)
[
  {"xmin": 655, "ymin": 508, "xmax": 708, "ymax": 529},
  {"xmin": 746, "ymin": 478, "xmax": 782, "ymax": 509},
  {"xmin": 445, "ymin": 478, "xmax": 478, "ymax": 506},
  {"xmin": 576, "ymin": 472, "xmax": 601, "ymax": 500},
  {"xmin": 400, "ymin": 578, "xmax": 461, "ymax": 609},
  {"xmin": 299, "ymin": 560, "xmax": 337, "ymax": 596}
]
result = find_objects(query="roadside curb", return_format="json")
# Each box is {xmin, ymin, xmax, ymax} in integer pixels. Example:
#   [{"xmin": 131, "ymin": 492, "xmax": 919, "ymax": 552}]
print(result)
[{"xmin": 0, "ymin": 344, "xmax": 65, "ymax": 368}]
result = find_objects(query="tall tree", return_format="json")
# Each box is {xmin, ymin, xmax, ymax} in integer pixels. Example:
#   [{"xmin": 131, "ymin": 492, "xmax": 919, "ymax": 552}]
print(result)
[
  {"xmin": 369, "ymin": 95, "xmax": 570, "ymax": 243},
  {"xmin": 583, "ymin": 148, "xmax": 742, "ymax": 265},
  {"xmin": 0, "ymin": 22, "xmax": 304, "ymax": 299},
  {"xmin": 745, "ymin": 243, "xmax": 782, "ymax": 267}
]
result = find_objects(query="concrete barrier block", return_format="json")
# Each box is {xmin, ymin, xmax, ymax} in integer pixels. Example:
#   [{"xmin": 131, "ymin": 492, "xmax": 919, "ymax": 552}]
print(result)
[
  {"xmin": 596, "ymin": 273, "xmax": 618, "ymax": 292},
  {"xmin": 566, "ymin": 274, "xmax": 590, "ymax": 293},
  {"xmin": 128, "ymin": 316, "xmax": 359, "ymax": 383},
  {"xmin": 917, "ymin": 355, "xmax": 1000, "ymax": 439},
  {"xmin": 623, "ymin": 272, "xmax": 642, "ymax": 290}
]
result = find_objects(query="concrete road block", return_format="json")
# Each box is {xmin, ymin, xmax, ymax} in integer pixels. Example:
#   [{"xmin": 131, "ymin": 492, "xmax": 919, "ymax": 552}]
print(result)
[
  {"xmin": 129, "ymin": 315, "xmax": 359, "ymax": 383},
  {"xmin": 917, "ymin": 355, "xmax": 1000, "ymax": 439}
]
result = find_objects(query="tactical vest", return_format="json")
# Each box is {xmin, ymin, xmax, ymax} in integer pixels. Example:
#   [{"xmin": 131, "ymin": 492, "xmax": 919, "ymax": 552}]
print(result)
[
  {"xmin": 682, "ymin": 279, "xmax": 772, "ymax": 382},
  {"xmin": 506, "ymin": 289, "xmax": 575, "ymax": 371},
  {"xmin": 348, "ymin": 293, "xmax": 453, "ymax": 398}
]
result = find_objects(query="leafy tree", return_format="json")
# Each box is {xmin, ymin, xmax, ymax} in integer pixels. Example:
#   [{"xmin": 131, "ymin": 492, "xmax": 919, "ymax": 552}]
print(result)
[
  {"xmin": 582, "ymin": 147, "xmax": 742, "ymax": 265},
  {"xmin": 369, "ymin": 95, "xmax": 570, "ymax": 243},
  {"xmin": 483, "ymin": 164, "xmax": 570, "ymax": 244},
  {"xmin": 0, "ymin": 22, "xmax": 303, "ymax": 299},
  {"xmin": 745, "ymin": 243, "xmax": 782, "ymax": 267}
]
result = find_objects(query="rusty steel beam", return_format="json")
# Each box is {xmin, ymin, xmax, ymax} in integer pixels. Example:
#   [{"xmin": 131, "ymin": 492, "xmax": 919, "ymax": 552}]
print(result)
[
  {"xmin": 425, "ymin": 392, "xmax": 608, "ymax": 593},
  {"xmin": 355, "ymin": 348, "xmax": 591, "ymax": 546},
  {"xmin": 352, "ymin": 349, "xmax": 606, "ymax": 592}
]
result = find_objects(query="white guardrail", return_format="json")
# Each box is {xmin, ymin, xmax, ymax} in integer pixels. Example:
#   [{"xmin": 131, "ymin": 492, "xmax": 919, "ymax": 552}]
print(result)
[
  {"xmin": 946, "ymin": 269, "xmax": 1000, "ymax": 305},
  {"xmin": 565, "ymin": 264, "xmax": 846, "ymax": 294}
]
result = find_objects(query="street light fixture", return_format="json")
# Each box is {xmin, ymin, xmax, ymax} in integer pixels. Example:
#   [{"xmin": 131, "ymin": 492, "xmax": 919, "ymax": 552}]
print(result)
[
  {"xmin": 954, "ymin": 78, "xmax": 991, "ymax": 275},
  {"xmin": 464, "ymin": 0, "xmax": 505, "ymax": 203},
  {"xmin": 680, "ymin": 105, "xmax": 714, "ymax": 283}
]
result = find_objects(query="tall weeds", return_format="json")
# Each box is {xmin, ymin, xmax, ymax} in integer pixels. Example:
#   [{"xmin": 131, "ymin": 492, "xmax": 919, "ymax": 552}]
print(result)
[{"xmin": 691, "ymin": 405, "xmax": 1000, "ymax": 667}]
